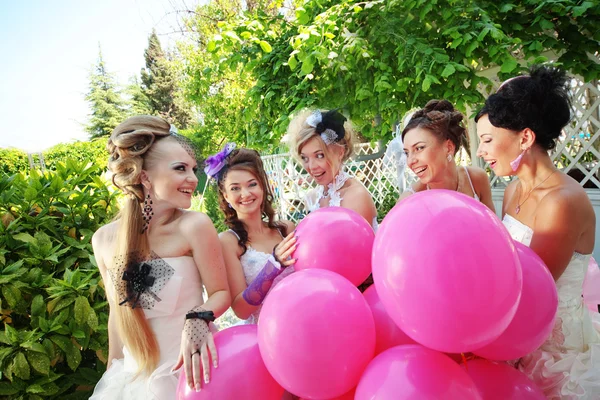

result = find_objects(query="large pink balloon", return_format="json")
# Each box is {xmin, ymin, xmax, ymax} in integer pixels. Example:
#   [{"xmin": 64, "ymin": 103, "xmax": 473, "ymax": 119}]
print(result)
[
  {"xmin": 177, "ymin": 325, "xmax": 283, "ymax": 400},
  {"xmin": 355, "ymin": 345, "xmax": 481, "ymax": 400},
  {"xmin": 300, "ymin": 387, "xmax": 355, "ymax": 400},
  {"xmin": 293, "ymin": 207, "xmax": 374, "ymax": 286},
  {"xmin": 463, "ymin": 359, "xmax": 545, "ymax": 399},
  {"xmin": 373, "ymin": 190, "xmax": 522, "ymax": 353},
  {"xmin": 258, "ymin": 269, "xmax": 375, "ymax": 399},
  {"xmin": 363, "ymin": 285, "xmax": 416, "ymax": 355},
  {"xmin": 584, "ymin": 257, "xmax": 600, "ymax": 313},
  {"xmin": 474, "ymin": 241, "xmax": 558, "ymax": 360}
]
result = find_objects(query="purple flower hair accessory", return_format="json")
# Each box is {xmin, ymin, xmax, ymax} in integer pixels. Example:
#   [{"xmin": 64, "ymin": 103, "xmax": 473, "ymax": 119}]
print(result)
[{"xmin": 204, "ymin": 143, "xmax": 236, "ymax": 179}]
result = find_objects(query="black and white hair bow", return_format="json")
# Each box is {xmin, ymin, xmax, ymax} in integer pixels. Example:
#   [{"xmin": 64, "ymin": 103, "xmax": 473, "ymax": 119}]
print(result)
[{"xmin": 305, "ymin": 109, "xmax": 347, "ymax": 145}]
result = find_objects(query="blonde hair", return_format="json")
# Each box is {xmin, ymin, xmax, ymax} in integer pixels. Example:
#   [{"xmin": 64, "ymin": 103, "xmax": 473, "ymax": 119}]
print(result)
[
  {"xmin": 106, "ymin": 115, "xmax": 172, "ymax": 376},
  {"xmin": 287, "ymin": 109, "xmax": 356, "ymax": 163}
]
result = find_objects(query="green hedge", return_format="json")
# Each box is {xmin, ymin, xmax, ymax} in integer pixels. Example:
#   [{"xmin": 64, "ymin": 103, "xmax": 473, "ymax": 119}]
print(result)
[
  {"xmin": 0, "ymin": 139, "xmax": 109, "ymax": 177},
  {"xmin": 0, "ymin": 149, "xmax": 28, "ymax": 176},
  {"xmin": 0, "ymin": 159, "xmax": 118, "ymax": 399}
]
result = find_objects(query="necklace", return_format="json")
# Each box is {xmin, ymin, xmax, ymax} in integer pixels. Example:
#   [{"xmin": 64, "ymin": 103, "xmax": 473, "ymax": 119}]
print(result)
[
  {"xmin": 427, "ymin": 170, "xmax": 460, "ymax": 192},
  {"xmin": 515, "ymin": 170, "xmax": 556, "ymax": 214}
]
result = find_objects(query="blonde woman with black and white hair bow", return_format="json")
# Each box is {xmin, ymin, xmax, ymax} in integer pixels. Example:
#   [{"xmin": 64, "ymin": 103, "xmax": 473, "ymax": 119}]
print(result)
[
  {"xmin": 90, "ymin": 116, "xmax": 230, "ymax": 399},
  {"xmin": 287, "ymin": 109, "xmax": 377, "ymax": 291}
]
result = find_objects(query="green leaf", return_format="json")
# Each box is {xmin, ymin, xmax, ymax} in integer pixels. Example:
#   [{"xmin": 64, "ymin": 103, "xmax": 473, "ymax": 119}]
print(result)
[
  {"xmin": 22, "ymin": 342, "xmax": 46, "ymax": 355},
  {"xmin": 572, "ymin": 2, "xmax": 593, "ymax": 17},
  {"xmin": 206, "ymin": 40, "xmax": 217, "ymax": 52},
  {"xmin": 42, "ymin": 338, "xmax": 55, "ymax": 359},
  {"xmin": 500, "ymin": 3, "xmax": 515, "ymax": 12},
  {"xmin": 74, "ymin": 296, "xmax": 89, "ymax": 326},
  {"xmin": 31, "ymin": 295, "xmax": 45, "ymax": 317},
  {"xmin": 65, "ymin": 343, "xmax": 81, "ymax": 371},
  {"xmin": 26, "ymin": 351, "xmax": 50, "ymax": 375},
  {"xmin": 500, "ymin": 58, "xmax": 518, "ymax": 73},
  {"xmin": 26, "ymin": 384, "xmax": 45, "ymax": 394},
  {"xmin": 2, "ymin": 284, "xmax": 21, "ymax": 308},
  {"xmin": 13, "ymin": 233, "xmax": 35, "ymax": 243},
  {"xmin": 441, "ymin": 64, "xmax": 456, "ymax": 78},
  {"xmin": 301, "ymin": 59, "xmax": 314, "ymax": 75},
  {"xmin": 0, "ymin": 382, "xmax": 19, "ymax": 395},
  {"xmin": 287, "ymin": 55, "xmax": 298, "ymax": 70},
  {"xmin": 259, "ymin": 41, "xmax": 272, "ymax": 53},
  {"xmin": 477, "ymin": 27, "xmax": 490, "ymax": 42},
  {"xmin": 12, "ymin": 352, "xmax": 30, "ymax": 380},
  {"xmin": 3, "ymin": 259, "xmax": 24, "ymax": 274},
  {"xmin": 422, "ymin": 75, "xmax": 432, "ymax": 92},
  {"xmin": 295, "ymin": 7, "xmax": 310, "ymax": 25}
]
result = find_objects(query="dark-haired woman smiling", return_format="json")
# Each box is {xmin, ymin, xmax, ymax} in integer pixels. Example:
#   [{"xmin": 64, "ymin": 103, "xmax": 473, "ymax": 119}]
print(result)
[{"xmin": 476, "ymin": 65, "xmax": 600, "ymax": 399}]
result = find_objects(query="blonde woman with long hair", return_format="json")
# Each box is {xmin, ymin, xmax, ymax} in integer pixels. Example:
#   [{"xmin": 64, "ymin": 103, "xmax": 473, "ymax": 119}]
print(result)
[{"xmin": 90, "ymin": 116, "xmax": 230, "ymax": 399}]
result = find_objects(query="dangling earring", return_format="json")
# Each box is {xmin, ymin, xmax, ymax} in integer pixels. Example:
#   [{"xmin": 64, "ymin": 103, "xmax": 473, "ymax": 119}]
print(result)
[
  {"xmin": 447, "ymin": 153, "xmax": 453, "ymax": 162},
  {"xmin": 510, "ymin": 148, "xmax": 527, "ymax": 172},
  {"xmin": 141, "ymin": 193, "xmax": 153, "ymax": 233},
  {"xmin": 228, "ymin": 203, "xmax": 233, "ymax": 209}
]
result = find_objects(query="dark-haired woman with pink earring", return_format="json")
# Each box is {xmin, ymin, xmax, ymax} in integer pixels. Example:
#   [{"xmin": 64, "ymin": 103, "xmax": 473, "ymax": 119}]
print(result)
[{"xmin": 476, "ymin": 65, "xmax": 599, "ymax": 400}]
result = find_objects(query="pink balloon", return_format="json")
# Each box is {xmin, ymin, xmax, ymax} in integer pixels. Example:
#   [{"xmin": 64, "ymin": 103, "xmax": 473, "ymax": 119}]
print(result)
[
  {"xmin": 177, "ymin": 325, "xmax": 283, "ymax": 400},
  {"xmin": 363, "ymin": 285, "xmax": 416, "ymax": 355},
  {"xmin": 584, "ymin": 257, "xmax": 600, "ymax": 313},
  {"xmin": 300, "ymin": 387, "xmax": 355, "ymax": 400},
  {"xmin": 474, "ymin": 241, "xmax": 558, "ymax": 360},
  {"xmin": 463, "ymin": 359, "xmax": 545, "ymax": 399},
  {"xmin": 293, "ymin": 207, "xmax": 374, "ymax": 286},
  {"xmin": 355, "ymin": 345, "xmax": 481, "ymax": 400},
  {"xmin": 372, "ymin": 190, "xmax": 522, "ymax": 353},
  {"xmin": 258, "ymin": 269, "xmax": 375, "ymax": 399}
]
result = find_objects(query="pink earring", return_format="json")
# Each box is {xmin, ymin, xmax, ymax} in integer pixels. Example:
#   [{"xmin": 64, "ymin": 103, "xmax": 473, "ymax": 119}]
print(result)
[{"xmin": 510, "ymin": 149, "xmax": 527, "ymax": 172}]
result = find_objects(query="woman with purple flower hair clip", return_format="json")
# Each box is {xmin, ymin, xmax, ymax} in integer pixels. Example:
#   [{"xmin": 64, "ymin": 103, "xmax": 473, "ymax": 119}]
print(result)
[{"xmin": 204, "ymin": 144, "xmax": 297, "ymax": 325}]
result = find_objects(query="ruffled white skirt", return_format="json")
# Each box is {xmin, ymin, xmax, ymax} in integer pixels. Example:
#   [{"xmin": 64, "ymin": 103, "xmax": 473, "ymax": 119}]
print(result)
[
  {"xmin": 518, "ymin": 300, "xmax": 600, "ymax": 399},
  {"xmin": 89, "ymin": 350, "xmax": 179, "ymax": 400}
]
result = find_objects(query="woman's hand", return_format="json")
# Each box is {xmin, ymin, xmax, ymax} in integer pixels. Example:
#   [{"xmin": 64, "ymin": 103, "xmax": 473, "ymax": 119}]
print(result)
[
  {"xmin": 173, "ymin": 315, "xmax": 218, "ymax": 392},
  {"xmin": 273, "ymin": 231, "xmax": 297, "ymax": 267}
]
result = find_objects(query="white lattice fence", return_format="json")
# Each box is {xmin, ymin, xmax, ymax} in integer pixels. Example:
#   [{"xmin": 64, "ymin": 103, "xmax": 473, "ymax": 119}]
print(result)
[
  {"xmin": 485, "ymin": 80, "xmax": 600, "ymax": 188},
  {"xmin": 262, "ymin": 142, "xmax": 409, "ymax": 223}
]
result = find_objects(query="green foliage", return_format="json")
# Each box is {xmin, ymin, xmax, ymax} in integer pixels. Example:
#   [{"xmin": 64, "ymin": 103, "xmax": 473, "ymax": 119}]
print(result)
[
  {"xmin": 0, "ymin": 139, "xmax": 109, "ymax": 179},
  {"xmin": 43, "ymin": 139, "xmax": 109, "ymax": 172},
  {"xmin": 183, "ymin": 0, "xmax": 600, "ymax": 148},
  {"xmin": 0, "ymin": 149, "xmax": 28, "ymax": 176},
  {"xmin": 0, "ymin": 160, "xmax": 119, "ymax": 398},
  {"xmin": 85, "ymin": 47, "xmax": 128, "ymax": 139},
  {"xmin": 377, "ymin": 190, "xmax": 399, "ymax": 223},
  {"xmin": 202, "ymin": 183, "xmax": 226, "ymax": 232},
  {"xmin": 179, "ymin": 1, "xmax": 263, "ymax": 153},
  {"xmin": 140, "ymin": 30, "xmax": 194, "ymax": 129}
]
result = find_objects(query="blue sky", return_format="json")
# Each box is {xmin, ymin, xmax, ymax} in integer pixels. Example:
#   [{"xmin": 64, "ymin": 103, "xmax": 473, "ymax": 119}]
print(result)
[{"xmin": 0, "ymin": 0, "xmax": 196, "ymax": 152}]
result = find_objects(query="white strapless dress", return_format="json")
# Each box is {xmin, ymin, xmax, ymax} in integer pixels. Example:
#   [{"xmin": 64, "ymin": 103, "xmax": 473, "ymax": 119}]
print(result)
[
  {"xmin": 90, "ymin": 256, "xmax": 204, "ymax": 400},
  {"xmin": 503, "ymin": 215, "xmax": 600, "ymax": 399}
]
